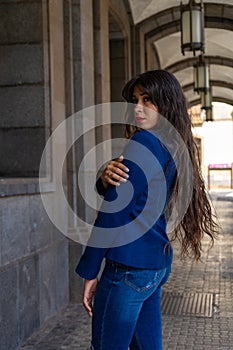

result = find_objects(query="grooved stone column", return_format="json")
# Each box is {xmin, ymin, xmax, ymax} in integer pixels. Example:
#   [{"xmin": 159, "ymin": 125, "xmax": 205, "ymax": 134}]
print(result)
[
  {"xmin": 71, "ymin": 0, "xmax": 97, "ymax": 225},
  {"xmin": 65, "ymin": 0, "xmax": 97, "ymax": 302},
  {"xmin": 94, "ymin": 0, "xmax": 112, "ymax": 169}
]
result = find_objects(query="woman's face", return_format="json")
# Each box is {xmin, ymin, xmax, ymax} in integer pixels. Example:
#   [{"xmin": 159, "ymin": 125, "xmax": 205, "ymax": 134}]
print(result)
[{"xmin": 132, "ymin": 85, "xmax": 159, "ymax": 130}]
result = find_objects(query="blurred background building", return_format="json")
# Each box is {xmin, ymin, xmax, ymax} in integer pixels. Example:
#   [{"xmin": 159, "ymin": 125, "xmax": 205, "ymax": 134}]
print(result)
[{"xmin": 0, "ymin": 1, "xmax": 232, "ymax": 349}]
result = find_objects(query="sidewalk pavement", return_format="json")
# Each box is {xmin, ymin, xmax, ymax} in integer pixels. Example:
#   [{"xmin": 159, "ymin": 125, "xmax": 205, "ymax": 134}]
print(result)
[{"xmin": 20, "ymin": 192, "xmax": 233, "ymax": 350}]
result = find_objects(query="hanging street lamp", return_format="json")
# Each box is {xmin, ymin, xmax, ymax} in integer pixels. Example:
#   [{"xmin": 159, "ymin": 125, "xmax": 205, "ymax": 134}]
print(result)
[
  {"xmin": 180, "ymin": 0, "xmax": 205, "ymax": 56},
  {"xmin": 194, "ymin": 55, "xmax": 210, "ymax": 93}
]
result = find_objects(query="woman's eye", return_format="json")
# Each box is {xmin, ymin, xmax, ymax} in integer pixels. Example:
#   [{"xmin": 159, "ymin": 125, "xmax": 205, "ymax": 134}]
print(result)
[
  {"xmin": 132, "ymin": 99, "xmax": 138, "ymax": 104},
  {"xmin": 144, "ymin": 96, "xmax": 150, "ymax": 102}
]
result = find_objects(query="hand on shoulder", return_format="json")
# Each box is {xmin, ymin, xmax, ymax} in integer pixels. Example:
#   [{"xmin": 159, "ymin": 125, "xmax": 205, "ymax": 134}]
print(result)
[{"xmin": 101, "ymin": 155, "xmax": 129, "ymax": 189}]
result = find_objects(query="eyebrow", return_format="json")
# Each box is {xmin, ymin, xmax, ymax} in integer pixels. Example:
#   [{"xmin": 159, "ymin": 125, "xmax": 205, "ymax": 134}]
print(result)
[{"xmin": 132, "ymin": 92, "xmax": 148, "ymax": 97}]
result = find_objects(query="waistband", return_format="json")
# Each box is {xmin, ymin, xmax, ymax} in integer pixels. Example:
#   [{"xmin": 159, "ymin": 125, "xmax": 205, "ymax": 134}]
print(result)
[{"xmin": 105, "ymin": 258, "xmax": 143, "ymax": 271}]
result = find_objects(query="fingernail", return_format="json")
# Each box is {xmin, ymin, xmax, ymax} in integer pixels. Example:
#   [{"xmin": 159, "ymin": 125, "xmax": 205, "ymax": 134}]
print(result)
[
  {"xmin": 116, "ymin": 182, "xmax": 120, "ymax": 186},
  {"xmin": 125, "ymin": 168, "xmax": 129, "ymax": 172},
  {"xmin": 122, "ymin": 179, "xmax": 127, "ymax": 183},
  {"xmin": 125, "ymin": 174, "xmax": 129, "ymax": 179}
]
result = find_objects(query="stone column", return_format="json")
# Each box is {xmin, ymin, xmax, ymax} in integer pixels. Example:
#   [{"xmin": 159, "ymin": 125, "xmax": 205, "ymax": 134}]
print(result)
[
  {"xmin": 64, "ymin": 0, "xmax": 97, "ymax": 302},
  {"xmin": 72, "ymin": 0, "xmax": 96, "ymax": 224},
  {"xmin": 134, "ymin": 27, "xmax": 145, "ymax": 74},
  {"xmin": 146, "ymin": 38, "xmax": 161, "ymax": 70},
  {"xmin": 93, "ymin": 0, "xmax": 112, "ymax": 170}
]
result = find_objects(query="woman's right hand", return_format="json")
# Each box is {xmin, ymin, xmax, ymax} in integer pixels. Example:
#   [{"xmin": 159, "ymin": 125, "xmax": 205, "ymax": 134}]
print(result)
[
  {"xmin": 83, "ymin": 278, "xmax": 98, "ymax": 317},
  {"xmin": 101, "ymin": 155, "xmax": 129, "ymax": 189}
]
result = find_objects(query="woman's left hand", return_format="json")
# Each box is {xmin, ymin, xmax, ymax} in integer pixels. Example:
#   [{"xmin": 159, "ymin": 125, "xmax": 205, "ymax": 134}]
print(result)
[
  {"xmin": 83, "ymin": 278, "xmax": 98, "ymax": 317},
  {"xmin": 101, "ymin": 155, "xmax": 129, "ymax": 189}
]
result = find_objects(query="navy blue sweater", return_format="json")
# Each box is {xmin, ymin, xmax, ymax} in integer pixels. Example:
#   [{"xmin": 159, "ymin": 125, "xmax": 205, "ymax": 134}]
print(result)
[{"xmin": 76, "ymin": 130, "xmax": 177, "ymax": 280}]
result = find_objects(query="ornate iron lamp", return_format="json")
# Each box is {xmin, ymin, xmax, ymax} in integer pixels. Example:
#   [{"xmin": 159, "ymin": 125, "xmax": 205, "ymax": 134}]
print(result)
[
  {"xmin": 180, "ymin": 0, "xmax": 205, "ymax": 55},
  {"xmin": 194, "ymin": 55, "xmax": 210, "ymax": 93}
]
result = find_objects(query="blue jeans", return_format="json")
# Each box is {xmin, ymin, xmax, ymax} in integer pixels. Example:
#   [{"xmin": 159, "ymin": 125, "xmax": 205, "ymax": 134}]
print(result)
[{"xmin": 91, "ymin": 259, "xmax": 171, "ymax": 350}]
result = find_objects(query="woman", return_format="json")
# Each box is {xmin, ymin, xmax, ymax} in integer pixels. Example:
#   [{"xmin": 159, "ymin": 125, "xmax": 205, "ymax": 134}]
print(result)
[{"xmin": 76, "ymin": 70, "xmax": 218, "ymax": 350}]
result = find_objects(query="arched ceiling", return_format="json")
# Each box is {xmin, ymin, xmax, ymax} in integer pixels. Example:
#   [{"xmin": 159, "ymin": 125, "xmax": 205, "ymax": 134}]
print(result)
[
  {"xmin": 127, "ymin": 0, "xmax": 233, "ymax": 107},
  {"xmin": 128, "ymin": 0, "xmax": 233, "ymax": 24}
]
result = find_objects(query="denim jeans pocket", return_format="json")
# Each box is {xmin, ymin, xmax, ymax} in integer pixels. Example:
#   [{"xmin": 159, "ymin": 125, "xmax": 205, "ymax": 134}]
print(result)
[{"xmin": 124, "ymin": 268, "xmax": 166, "ymax": 292}]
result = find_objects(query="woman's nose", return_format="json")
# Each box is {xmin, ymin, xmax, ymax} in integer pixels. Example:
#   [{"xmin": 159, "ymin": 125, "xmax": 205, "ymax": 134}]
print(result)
[{"xmin": 135, "ymin": 103, "xmax": 143, "ymax": 113}]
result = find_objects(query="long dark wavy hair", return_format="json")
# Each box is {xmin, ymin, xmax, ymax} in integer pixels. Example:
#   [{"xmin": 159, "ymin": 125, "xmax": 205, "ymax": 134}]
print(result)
[{"xmin": 122, "ymin": 69, "xmax": 219, "ymax": 261}]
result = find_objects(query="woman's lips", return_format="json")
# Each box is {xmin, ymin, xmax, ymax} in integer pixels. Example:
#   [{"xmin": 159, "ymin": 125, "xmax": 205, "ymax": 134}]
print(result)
[{"xmin": 135, "ymin": 116, "xmax": 145, "ymax": 123}]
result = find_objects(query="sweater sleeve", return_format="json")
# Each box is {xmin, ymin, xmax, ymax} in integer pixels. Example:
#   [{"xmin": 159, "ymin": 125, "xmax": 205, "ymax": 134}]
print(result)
[
  {"xmin": 95, "ymin": 176, "xmax": 107, "ymax": 197},
  {"xmin": 75, "ymin": 246, "xmax": 108, "ymax": 280},
  {"xmin": 75, "ymin": 130, "xmax": 169, "ymax": 279}
]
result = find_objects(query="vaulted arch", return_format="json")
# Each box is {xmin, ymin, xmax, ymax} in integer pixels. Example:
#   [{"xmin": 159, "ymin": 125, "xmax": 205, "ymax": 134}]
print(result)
[{"xmin": 132, "ymin": 2, "xmax": 233, "ymax": 105}]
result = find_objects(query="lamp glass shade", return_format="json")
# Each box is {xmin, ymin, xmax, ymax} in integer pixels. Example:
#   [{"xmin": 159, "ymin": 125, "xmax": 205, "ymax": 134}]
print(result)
[
  {"xmin": 194, "ymin": 60, "xmax": 210, "ymax": 92},
  {"xmin": 201, "ymin": 90, "xmax": 212, "ymax": 110},
  {"xmin": 182, "ymin": 10, "xmax": 202, "ymax": 44}
]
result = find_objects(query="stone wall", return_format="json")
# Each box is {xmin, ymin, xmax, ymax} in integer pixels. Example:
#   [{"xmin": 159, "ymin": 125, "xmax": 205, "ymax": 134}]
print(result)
[
  {"xmin": 0, "ymin": 0, "xmax": 48, "ymax": 178},
  {"xmin": 0, "ymin": 1, "xmax": 69, "ymax": 349},
  {"xmin": 0, "ymin": 0, "xmax": 133, "ymax": 348},
  {"xmin": 0, "ymin": 194, "xmax": 69, "ymax": 350}
]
